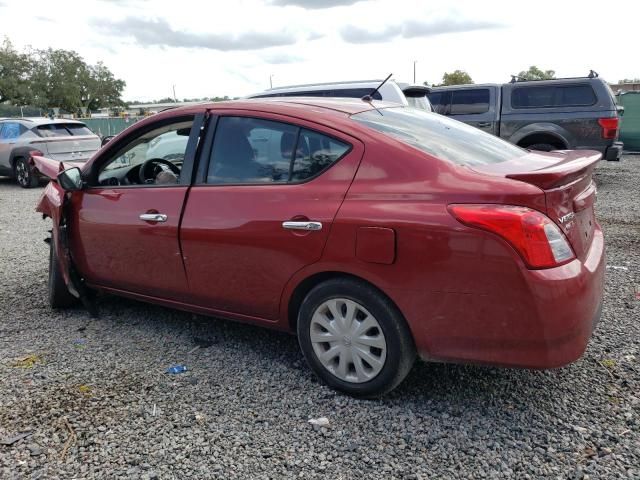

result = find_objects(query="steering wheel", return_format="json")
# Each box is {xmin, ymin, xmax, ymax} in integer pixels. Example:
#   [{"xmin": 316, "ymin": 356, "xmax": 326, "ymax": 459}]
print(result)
[{"xmin": 138, "ymin": 158, "xmax": 180, "ymax": 184}]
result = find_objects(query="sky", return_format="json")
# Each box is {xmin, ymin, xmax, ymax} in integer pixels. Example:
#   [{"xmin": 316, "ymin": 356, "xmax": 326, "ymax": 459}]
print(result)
[{"xmin": 0, "ymin": 0, "xmax": 638, "ymax": 102}]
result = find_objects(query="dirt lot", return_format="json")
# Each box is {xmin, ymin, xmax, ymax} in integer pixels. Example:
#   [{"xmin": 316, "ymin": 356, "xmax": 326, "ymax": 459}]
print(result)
[{"xmin": 0, "ymin": 156, "xmax": 638, "ymax": 479}]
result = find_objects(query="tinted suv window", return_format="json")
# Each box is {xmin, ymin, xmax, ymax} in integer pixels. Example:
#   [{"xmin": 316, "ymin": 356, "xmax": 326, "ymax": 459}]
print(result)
[
  {"xmin": 427, "ymin": 91, "xmax": 450, "ymax": 115},
  {"xmin": 511, "ymin": 84, "xmax": 596, "ymax": 109},
  {"xmin": 207, "ymin": 117, "xmax": 350, "ymax": 184},
  {"xmin": 352, "ymin": 107, "xmax": 525, "ymax": 166},
  {"xmin": 451, "ymin": 89, "xmax": 490, "ymax": 114}
]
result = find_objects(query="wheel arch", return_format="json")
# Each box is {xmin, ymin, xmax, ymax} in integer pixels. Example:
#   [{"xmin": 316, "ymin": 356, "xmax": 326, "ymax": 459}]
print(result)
[
  {"xmin": 508, "ymin": 123, "xmax": 571, "ymax": 149},
  {"xmin": 284, "ymin": 270, "xmax": 404, "ymax": 332}
]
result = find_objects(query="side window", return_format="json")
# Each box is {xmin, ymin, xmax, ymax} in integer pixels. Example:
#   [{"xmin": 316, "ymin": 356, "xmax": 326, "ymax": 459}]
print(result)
[
  {"xmin": 206, "ymin": 117, "xmax": 351, "ymax": 185},
  {"xmin": 0, "ymin": 122, "xmax": 22, "ymax": 140},
  {"xmin": 450, "ymin": 89, "xmax": 490, "ymax": 115},
  {"xmin": 291, "ymin": 129, "xmax": 350, "ymax": 181},
  {"xmin": 558, "ymin": 86, "xmax": 597, "ymax": 106},
  {"xmin": 427, "ymin": 91, "xmax": 451, "ymax": 115},
  {"xmin": 208, "ymin": 117, "xmax": 296, "ymax": 184},
  {"xmin": 512, "ymin": 85, "xmax": 597, "ymax": 109},
  {"xmin": 97, "ymin": 119, "xmax": 193, "ymax": 186}
]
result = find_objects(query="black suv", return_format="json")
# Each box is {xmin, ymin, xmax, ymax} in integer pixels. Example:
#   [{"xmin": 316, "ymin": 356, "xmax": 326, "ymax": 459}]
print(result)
[{"xmin": 428, "ymin": 73, "xmax": 623, "ymax": 160}]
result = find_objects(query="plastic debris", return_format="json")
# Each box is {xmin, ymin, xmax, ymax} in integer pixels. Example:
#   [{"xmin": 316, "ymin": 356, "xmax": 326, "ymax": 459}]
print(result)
[
  {"xmin": 73, "ymin": 339, "xmax": 87, "ymax": 349},
  {"xmin": 166, "ymin": 365, "xmax": 187, "ymax": 374},
  {"xmin": 13, "ymin": 354, "xmax": 41, "ymax": 368},
  {"xmin": 77, "ymin": 385, "xmax": 92, "ymax": 395},
  {"xmin": 0, "ymin": 431, "xmax": 33, "ymax": 446},
  {"xmin": 308, "ymin": 417, "xmax": 330, "ymax": 427},
  {"xmin": 606, "ymin": 265, "xmax": 629, "ymax": 271}
]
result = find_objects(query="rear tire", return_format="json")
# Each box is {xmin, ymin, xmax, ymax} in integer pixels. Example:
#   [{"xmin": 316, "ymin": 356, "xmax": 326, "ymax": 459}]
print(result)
[
  {"xmin": 48, "ymin": 236, "xmax": 77, "ymax": 309},
  {"xmin": 526, "ymin": 143, "xmax": 557, "ymax": 152},
  {"xmin": 297, "ymin": 278, "xmax": 416, "ymax": 398},
  {"xmin": 14, "ymin": 157, "xmax": 39, "ymax": 188}
]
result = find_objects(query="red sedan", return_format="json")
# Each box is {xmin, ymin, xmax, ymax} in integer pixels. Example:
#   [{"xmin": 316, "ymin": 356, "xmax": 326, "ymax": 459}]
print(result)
[{"xmin": 34, "ymin": 98, "xmax": 604, "ymax": 397}]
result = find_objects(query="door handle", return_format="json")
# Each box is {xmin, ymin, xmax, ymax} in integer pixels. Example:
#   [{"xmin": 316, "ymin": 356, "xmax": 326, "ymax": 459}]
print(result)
[
  {"xmin": 139, "ymin": 213, "xmax": 167, "ymax": 223},
  {"xmin": 477, "ymin": 122, "xmax": 492, "ymax": 127},
  {"xmin": 282, "ymin": 221, "xmax": 323, "ymax": 231}
]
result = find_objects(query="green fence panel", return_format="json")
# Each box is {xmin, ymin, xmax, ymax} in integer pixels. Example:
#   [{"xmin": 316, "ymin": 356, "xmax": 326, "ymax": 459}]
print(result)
[
  {"xmin": 80, "ymin": 117, "xmax": 142, "ymax": 138},
  {"xmin": 619, "ymin": 93, "xmax": 640, "ymax": 152}
]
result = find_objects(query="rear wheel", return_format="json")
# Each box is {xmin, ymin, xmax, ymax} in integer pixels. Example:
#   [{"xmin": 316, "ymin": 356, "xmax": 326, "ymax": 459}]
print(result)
[
  {"xmin": 14, "ymin": 157, "xmax": 39, "ymax": 188},
  {"xmin": 48, "ymin": 236, "xmax": 77, "ymax": 308},
  {"xmin": 297, "ymin": 278, "xmax": 416, "ymax": 398}
]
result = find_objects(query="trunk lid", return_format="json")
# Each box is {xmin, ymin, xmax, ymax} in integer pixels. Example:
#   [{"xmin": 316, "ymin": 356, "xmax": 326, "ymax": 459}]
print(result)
[
  {"xmin": 33, "ymin": 136, "xmax": 100, "ymax": 162},
  {"xmin": 473, "ymin": 150, "xmax": 602, "ymax": 260}
]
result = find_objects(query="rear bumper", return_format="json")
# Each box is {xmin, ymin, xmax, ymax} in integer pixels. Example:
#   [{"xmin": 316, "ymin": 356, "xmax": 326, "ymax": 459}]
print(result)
[
  {"xmin": 604, "ymin": 142, "xmax": 623, "ymax": 161},
  {"xmin": 401, "ymin": 227, "xmax": 605, "ymax": 369}
]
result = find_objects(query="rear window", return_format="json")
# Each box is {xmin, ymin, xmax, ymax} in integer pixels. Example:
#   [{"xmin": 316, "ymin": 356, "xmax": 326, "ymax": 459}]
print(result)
[
  {"xmin": 352, "ymin": 107, "xmax": 526, "ymax": 166},
  {"xmin": 451, "ymin": 89, "xmax": 490, "ymax": 114},
  {"xmin": 37, "ymin": 123, "xmax": 93, "ymax": 137},
  {"xmin": 511, "ymin": 85, "xmax": 597, "ymax": 109}
]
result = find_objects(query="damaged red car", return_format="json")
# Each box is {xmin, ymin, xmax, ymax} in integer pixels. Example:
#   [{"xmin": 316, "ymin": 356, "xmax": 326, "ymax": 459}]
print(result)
[{"xmin": 34, "ymin": 98, "xmax": 605, "ymax": 397}]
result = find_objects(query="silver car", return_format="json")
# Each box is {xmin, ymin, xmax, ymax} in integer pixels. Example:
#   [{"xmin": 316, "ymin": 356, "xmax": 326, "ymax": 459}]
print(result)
[{"xmin": 0, "ymin": 118, "xmax": 101, "ymax": 188}]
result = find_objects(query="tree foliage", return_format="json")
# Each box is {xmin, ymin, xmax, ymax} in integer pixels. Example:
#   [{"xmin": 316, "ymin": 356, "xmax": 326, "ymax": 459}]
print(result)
[
  {"xmin": 0, "ymin": 38, "xmax": 33, "ymax": 104},
  {"xmin": 618, "ymin": 78, "xmax": 640, "ymax": 84},
  {"xmin": 440, "ymin": 70, "xmax": 474, "ymax": 86},
  {"xmin": 0, "ymin": 37, "xmax": 125, "ymax": 113},
  {"xmin": 517, "ymin": 66, "xmax": 556, "ymax": 81}
]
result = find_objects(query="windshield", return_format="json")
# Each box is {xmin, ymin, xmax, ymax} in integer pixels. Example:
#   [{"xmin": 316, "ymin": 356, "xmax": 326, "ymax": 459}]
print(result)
[{"xmin": 352, "ymin": 107, "xmax": 526, "ymax": 166}]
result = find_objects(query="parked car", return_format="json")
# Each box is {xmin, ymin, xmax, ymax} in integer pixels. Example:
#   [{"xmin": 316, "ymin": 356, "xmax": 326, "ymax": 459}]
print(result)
[
  {"xmin": 34, "ymin": 98, "xmax": 604, "ymax": 397},
  {"xmin": 428, "ymin": 73, "xmax": 623, "ymax": 160},
  {"xmin": 0, "ymin": 118, "xmax": 101, "ymax": 187},
  {"xmin": 247, "ymin": 79, "xmax": 432, "ymax": 111}
]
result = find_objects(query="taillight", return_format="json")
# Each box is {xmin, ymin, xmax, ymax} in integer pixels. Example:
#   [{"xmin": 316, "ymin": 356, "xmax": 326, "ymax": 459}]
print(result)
[
  {"xmin": 448, "ymin": 204, "xmax": 575, "ymax": 269},
  {"xmin": 598, "ymin": 117, "xmax": 619, "ymax": 139}
]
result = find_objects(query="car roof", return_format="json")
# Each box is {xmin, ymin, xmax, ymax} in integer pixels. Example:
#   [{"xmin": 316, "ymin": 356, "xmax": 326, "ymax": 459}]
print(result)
[
  {"xmin": 430, "ymin": 83, "xmax": 500, "ymax": 90},
  {"xmin": 0, "ymin": 117, "xmax": 87, "ymax": 126},
  {"xmin": 197, "ymin": 97, "xmax": 398, "ymax": 116}
]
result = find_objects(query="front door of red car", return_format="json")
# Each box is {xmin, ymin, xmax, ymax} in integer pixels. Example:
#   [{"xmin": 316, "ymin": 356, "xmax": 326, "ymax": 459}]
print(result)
[
  {"xmin": 68, "ymin": 115, "xmax": 203, "ymax": 300},
  {"xmin": 180, "ymin": 113, "xmax": 363, "ymax": 320}
]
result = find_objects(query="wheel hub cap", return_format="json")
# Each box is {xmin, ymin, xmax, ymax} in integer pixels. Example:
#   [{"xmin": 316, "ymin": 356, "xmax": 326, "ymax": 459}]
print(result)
[{"xmin": 310, "ymin": 298, "xmax": 387, "ymax": 384}]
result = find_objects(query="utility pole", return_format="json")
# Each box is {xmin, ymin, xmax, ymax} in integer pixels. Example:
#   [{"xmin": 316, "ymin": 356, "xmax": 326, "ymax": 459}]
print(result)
[
  {"xmin": 269, "ymin": 74, "xmax": 274, "ymax": 89},
  {"xmin": 172, "ymin": 84, "xmax": 177, "ymax": 102},
  {"xmin": 413, "ymin": 60, "xmax": 417, "ymax": 84}
]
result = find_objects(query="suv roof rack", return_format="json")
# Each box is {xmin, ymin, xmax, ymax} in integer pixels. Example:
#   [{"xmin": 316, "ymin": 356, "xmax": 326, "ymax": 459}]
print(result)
[{"xmin": 509, "ymin": 70, "xmax": 599, "ymax": 83}]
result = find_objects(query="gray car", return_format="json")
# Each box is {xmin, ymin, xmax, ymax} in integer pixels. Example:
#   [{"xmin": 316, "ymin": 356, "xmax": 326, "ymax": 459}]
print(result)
[
  {"xmin": 0, "ymin": 118, "xmax": 101, "ymax": 187},
  {"xmin": 428, "ymin": 74, "xmax": 623, "ymax": 160}
]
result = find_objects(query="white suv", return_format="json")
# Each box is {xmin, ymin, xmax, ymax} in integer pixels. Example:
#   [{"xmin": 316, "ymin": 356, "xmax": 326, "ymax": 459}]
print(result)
[{"xmin": 247, "ymin": 80, "xmax": 432, "ymax": 111}]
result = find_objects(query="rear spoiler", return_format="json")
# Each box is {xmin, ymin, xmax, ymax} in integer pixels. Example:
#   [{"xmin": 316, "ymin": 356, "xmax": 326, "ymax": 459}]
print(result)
[
  {"xmin": 402, "ymin": 85, "xmax": 431, "ymax": 96},
  {"xmin": 506, "ymin": 151, "xmax": 602, "ymax": 190}
]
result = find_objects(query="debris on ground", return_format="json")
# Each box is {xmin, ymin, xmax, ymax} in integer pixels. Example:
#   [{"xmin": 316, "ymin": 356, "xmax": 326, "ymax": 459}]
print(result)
[
  {"xmin": 12, "ymin": 354, "xmax": 41, "ymax": 368},
  {"xmin": 308, "ymin": 417, "xmax": 330, "ymax": 427},
  {"xmin": 0, "ymin": 432, "xmax": 33, "ymax": 446},
  {"xmin": 166, "ymin": 365, "xmax": 188, "ymax": 374}
]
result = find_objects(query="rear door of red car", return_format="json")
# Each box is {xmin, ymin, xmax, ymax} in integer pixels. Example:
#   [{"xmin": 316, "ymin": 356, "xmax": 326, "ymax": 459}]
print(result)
[
  {"xmin": 67, "ymin": 114, "xmax": 204, "ymax": 301},
  {"xmin": 180, "ymin": 111, "xmax": 364, "ymax": 321}
]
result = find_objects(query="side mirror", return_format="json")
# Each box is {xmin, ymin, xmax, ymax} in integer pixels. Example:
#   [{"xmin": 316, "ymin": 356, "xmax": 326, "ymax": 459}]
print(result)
[
  {"xmin": 101, "ymin": 135, "xmax": 115, "ymax": 147},
  {"xmin": 57, "ymin": 167, "xmax": 83, "ymax": 191}
]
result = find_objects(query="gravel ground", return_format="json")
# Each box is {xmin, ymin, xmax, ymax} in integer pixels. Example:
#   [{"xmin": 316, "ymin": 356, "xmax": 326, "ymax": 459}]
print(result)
[{"xmin": 0, "ymin": 156, "xmax": 638, "ymax": 480}]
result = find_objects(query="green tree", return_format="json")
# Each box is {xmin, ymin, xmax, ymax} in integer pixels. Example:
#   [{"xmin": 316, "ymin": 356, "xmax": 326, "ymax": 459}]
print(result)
[
  {"xmin": 618, "ymin": 78, "xmax": 640, "ymax": 83},
  {"xmin": 27, "ymin": 47, "xmax": 125, "ymax": 113},
  {"xmin": 517, "ymin": 66, "xmax": 556, "ymax": 81},
  {"xmin": 440, "ymin": 70, "xmax": 474, "ymax": 86},
  {"xmin": 0, "ymin": 38, "xmax": 34, "ymax": 105}
]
